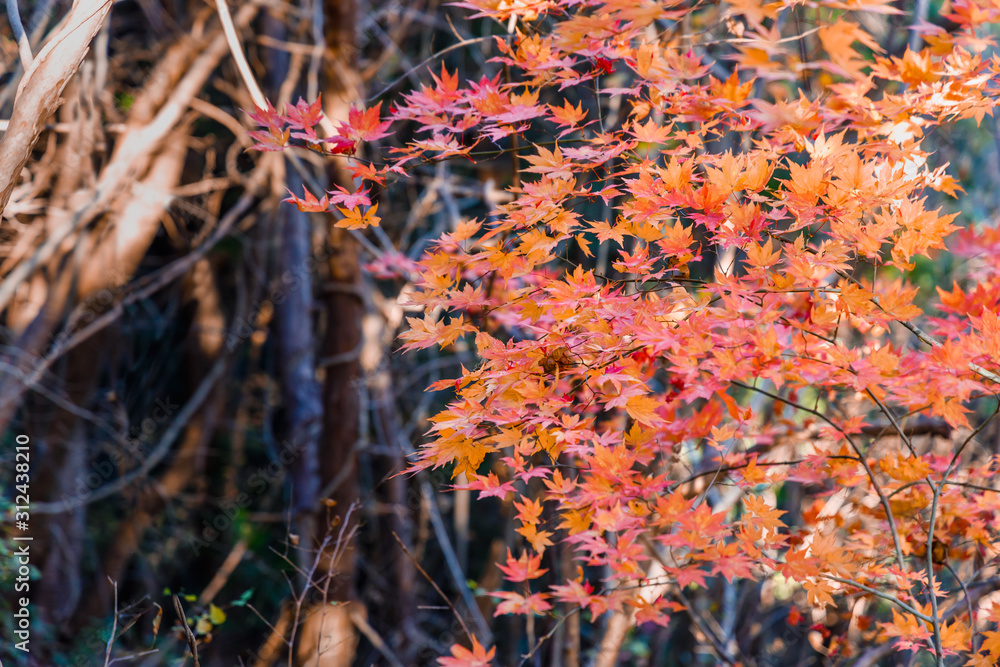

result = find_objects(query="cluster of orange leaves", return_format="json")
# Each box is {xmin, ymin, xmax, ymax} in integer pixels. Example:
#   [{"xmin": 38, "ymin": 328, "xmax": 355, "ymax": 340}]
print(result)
[{"xmin": 251, "ymin": 0, "xmax": 1000, "ymax": 663}]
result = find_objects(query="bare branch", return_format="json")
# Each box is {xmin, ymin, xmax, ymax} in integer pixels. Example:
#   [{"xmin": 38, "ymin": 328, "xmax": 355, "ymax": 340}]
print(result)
[{"xmin": 0, "ymin": 0, "xmax": 112, "ymax": 215}]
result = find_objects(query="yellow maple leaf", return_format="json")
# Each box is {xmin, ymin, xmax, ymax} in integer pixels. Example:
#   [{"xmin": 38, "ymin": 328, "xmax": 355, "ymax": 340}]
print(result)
[
  {"xmin": 625, "ymin": 394, "xmax": 664, "ymax": 426},
  {"xmin": 335, "ymin": 203, "xmax": 380, "ymax": 229},
  {"xmin": 742, "ymin": 454, "xmax": 768, "ymax": 485}
]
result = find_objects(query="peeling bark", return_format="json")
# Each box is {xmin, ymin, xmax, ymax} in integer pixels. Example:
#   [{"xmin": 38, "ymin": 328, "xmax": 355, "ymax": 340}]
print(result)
[{"xmin": 0, "ymin": 0, "xmax": 113, "ymax": 215}]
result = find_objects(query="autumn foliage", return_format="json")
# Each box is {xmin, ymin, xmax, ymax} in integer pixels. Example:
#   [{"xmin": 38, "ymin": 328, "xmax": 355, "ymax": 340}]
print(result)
[{"xmin": 252, "ymin": 0, "xmax": 1000, "ymax": 664}]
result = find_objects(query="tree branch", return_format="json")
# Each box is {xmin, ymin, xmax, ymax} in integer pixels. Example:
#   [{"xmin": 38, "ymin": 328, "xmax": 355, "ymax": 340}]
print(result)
[{"xmin": 0, "ymin": 0, "xmax": 113, "ymax": 215}]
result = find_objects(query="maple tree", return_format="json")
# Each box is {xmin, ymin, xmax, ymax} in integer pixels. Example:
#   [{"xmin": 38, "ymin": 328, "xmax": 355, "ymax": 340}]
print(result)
[{"xmin": 250, "ymin": 0, "xmax": 1000, "ymax": 664}]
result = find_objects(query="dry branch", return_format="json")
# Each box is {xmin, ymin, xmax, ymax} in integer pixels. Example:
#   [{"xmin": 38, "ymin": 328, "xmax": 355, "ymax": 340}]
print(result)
[
  {"xmin": 0, "ymin": 0, "xmax": 113, "ymax": 215},
  {"xmin": 0, "ymin": 4, "xmax": 259, "ymax": 316}
]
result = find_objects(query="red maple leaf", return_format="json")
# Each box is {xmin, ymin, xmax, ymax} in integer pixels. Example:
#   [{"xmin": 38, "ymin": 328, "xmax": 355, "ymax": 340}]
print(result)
[
  {"xmin": 245, "ymin": 101, "xmax": 284, "ymax": 130},
  {"xmin": 322, "ymin": 135, "xmax": 357, "ymax": 155},
  {"xmin": 496, "ymin": 549, "xmax": 548, "ymax": 582},
  {"xmin": 327, "ymin": 185, "xmax": 371, "ymax": 209},
  {"xmin": 282, "ymin": 187, "xmax": 329, "ymax": 212},
  {"xmin": 342, "ymin": 102, "xmax": 393, "ymax": 142},
  {"xmin": 437, "ymin": 637, "xmax": 495, "ymax": 667},
  {"xmin": 283, "ymin": 95, "xmax": 325, "ymax": 132}
]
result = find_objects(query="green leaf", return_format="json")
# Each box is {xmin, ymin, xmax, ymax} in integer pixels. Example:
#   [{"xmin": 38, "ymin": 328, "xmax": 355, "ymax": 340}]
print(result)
[{"xmin": 232, "ymin": 588, "xmax": 254, "ymax": 607}]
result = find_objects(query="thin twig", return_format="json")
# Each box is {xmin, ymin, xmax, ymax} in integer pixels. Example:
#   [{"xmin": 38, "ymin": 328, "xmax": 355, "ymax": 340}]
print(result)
[
  {"xmin": 172, "ymin": 595, "xmax": 201, "ymax": 667},
  {"xmin": 421, "ymin": 480, "xmax": 494, "ymax": 643},
  {"xmin": 104, "ymin": 578, "xmax": 118, "ymax": 667},
  {"xmin": 518, "ymin": 607, "xmax": 581, "ymax": 667},
  {"xmin": 836, "ymin": 268, "xmax": 1000, "ymax": 387},
  {"xmin": 391, "ymin": 530, "xmax": 475, "ymax": 645},
  {"xmin": 850, "ymin": 579, "xmax": 1000, "ymax": 666},
  {"xmin": 864, "ymin": 388, "xmax": 917, "ymax": 456},
  {"xmin": 822, "ymin": 575, "xmax": 934, "ymax": 622},
  {"xmin": 674, "ymin": 585, "xmax": 737, "ymax": 666},
  {"xmin": 107, "ymin": 648, "xmax": 159, "ymax": 664}
]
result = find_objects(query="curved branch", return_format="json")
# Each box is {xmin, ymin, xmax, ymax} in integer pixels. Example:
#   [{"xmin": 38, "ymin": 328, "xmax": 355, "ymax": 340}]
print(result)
[{"xmin": 0, "ymin": 0, "xmax": 113, "ymax": 216}]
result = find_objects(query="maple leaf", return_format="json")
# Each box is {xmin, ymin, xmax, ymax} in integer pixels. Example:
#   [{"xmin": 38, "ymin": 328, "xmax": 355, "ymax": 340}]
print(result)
[
  {"xmin": 745, "ymin": 238, "xmax": 781, "ymax": 270},
  {"xmin": 550, "ymin": 578, "xmax": 596, "ymax": 609},
  {"xmin": 629, "ymin": 117, "xmax": 673, "ymax": 144},
  {"xmin": 322, "ymin": 135, "xmax": 357, "ymax": 155},
  {"xmin": 335, "ymin": 203, "xmax": 380, "ymax": 229},
  {"xmin": 973, "ymin": 630, "xmax": 1000, "ymax": 666},
  {"xmin": 327, "ymin": 185, "xmax": 372, "ymax": 209},
  {"xmin": 932, "ymin": 395, "xmax": 972, "ymax": 430},
  {"xmin": 803, "ymin": 579, "xmax": 836, "ymax": 609},
  {"xmin": 559, "ymin": 508, "xmax": 592, "ymax": 534},
  {"xmin": 837, "ymin": 281, "xmax": 876, "ymax": 315},
  {"xmin": 456, "ymin": 472, "xmax": 517, "ymax": 501},
  {"xmin": 669, "ymin": 565, "xmax": 709, "ymax": 589},
  {"xmin": 728, "ymin": 0, "xmax": 779, "ymax": 26},
  {"xmin": 346, "ymin": 160, "xmax": 386, "ymax": 186},
  {"xmin": 341, "ymin": 102, "xmax": 393, "ymax": 141},
  {"xmin": 492, "ymin": 91, "xmax": 546, "ymax": 125},
  {"xmin": 283, "ymin": 95, "xmax": 325, "ymax": 131},
  {"xmin": 490, "ymin": 591, "xmax": 552, "ymax": 616},
  {"xmin": 247, "ymin": 125, "xmax": 291, "ymax": 152},
  {"xmin": 497, "ymin": 549, "xmax": 548, "ymax": 582},
  {"xmin": 409, "ymin": 133, "xmax": 476, "ymax": 159},
  {"xmin": 878, "ymin": 452, "xmax": 932, "ymax": 483},
  {"xmin": 437, "ymin": 637, "xmax": 495, "ymax": 667},
  {"xmin": 939, "ymin": 618, "xmax": 972, "ymax": 654},
  {"xmin": 624, "ymin": 395, "xmax": 664, "ymax": 426},
  {"xmin": 879, "ymin": 608, "xmax": 932, "ymax": 650},
  {"xmin": 246, "ymin": 101, "xmax": 284, "ymax": 130},
  {"xmin": 282, "ymin": 187, "xmax": 329, "ymax": 212},
  {"xmin": 513, "ymin": 496, "xmax": 544, "ymax": 525},
  {"xmin": 632, "ymin": 596, "xmax": 682, "ymax": 627},
  {"xmin": 521, "ymin": 145, "xmax": 576, "ymax": 180},
  {"xmin": 743, "ymin": 494, "xmax": 786, "ymax": 531},
  {"xmin": 399, "ymin": 313, "xmax": 474, "ymax": 350},
  {"xmin": 548, "ymin": 100, "xmax": 587, "ymax": 135},
  {"xmin": 740, "ymin": 454, "xmax": 768, "ymax": 485},
  {"xmin": 817, "ymin": 20, "xmax": 882, "ymax": 78},
  {"xmin": 876, "ymin": 281, "xmax": 923, "ymax": 321},
  {"xmin": 706, "ymin": 541, "xmax": 756, "ymax": 582}
]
